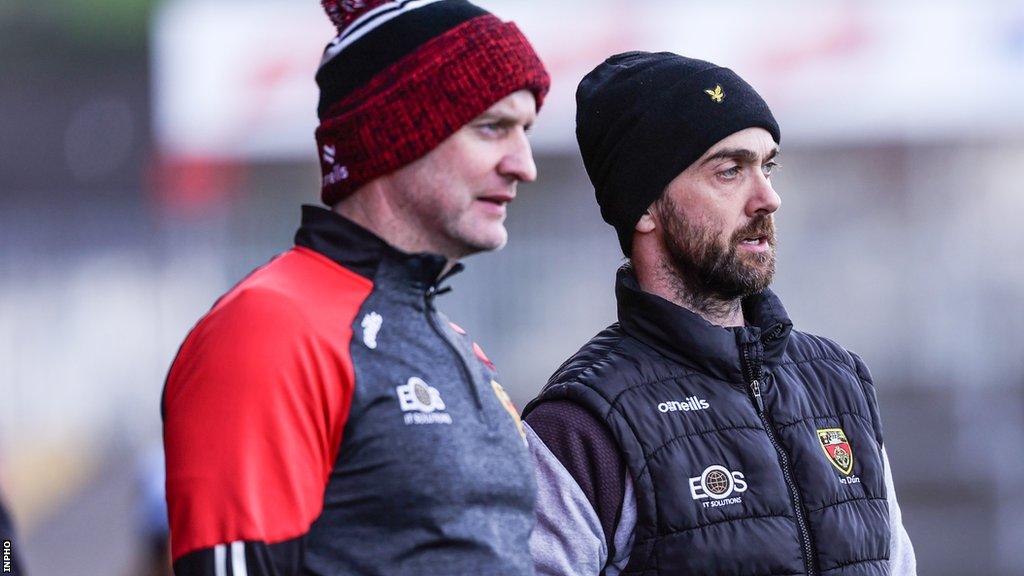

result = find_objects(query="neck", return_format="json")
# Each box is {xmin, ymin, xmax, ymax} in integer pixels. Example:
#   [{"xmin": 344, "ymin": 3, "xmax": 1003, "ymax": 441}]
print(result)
[
  {"xmin": 332, "ymin": 184, "xmax": 458, "ymax": 274},
  {"xmin": 634, "ymin": 259, "xmax": 745, "ymax": 328}
]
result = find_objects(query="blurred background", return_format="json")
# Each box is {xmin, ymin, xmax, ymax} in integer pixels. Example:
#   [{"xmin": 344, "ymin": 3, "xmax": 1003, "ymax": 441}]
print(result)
[{"xmin": 2, "ymin": 0, "xmax": 1023, "ymax": 574}]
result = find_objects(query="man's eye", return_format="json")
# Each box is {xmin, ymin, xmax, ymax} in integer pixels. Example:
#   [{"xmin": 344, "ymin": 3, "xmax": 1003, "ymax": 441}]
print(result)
[
  {"xmin": 762, "ymin": 161, "xmax": 780, "ymax": 177},
  {"xmin": 478, "ymin": 122, "xmax": 507, "ymax": 135},
  {"xmin": 719, "ymin": 166, "xmax": 741, "ymax": 179}
]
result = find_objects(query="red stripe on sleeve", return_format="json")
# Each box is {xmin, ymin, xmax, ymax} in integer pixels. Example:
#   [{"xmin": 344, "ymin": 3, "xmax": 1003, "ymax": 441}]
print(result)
[{"xmin": 163, "ymin": 247, "xmax": 372, "ymax": 561}]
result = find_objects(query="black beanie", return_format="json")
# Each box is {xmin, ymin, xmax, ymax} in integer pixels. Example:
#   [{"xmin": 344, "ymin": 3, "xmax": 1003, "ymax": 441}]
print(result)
[{"xmin": 576, "ymin": 51, "xmax": 781, "ymax": 255}]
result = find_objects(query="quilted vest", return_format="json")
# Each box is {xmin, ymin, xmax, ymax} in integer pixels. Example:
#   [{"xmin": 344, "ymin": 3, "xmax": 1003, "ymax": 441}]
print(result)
[{"xmin": 524, "ymin": 268, "xmax": 890, "ymax": 576}]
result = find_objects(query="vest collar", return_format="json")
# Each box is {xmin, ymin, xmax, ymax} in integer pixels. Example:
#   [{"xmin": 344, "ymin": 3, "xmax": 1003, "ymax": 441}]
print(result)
[
  {"xmin": 615, "ymin": 265, "xmax": 793, "ymax": 383},
  {"xmin": 294, "ymin": 204, "xmax": 461, "ymax": 289}
]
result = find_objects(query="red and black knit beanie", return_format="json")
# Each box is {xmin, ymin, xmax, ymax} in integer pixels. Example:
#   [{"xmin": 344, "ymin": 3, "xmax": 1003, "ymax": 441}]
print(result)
[{"xmin": 315, "ymin": 0, "xmax": 551, "ymax": 205}]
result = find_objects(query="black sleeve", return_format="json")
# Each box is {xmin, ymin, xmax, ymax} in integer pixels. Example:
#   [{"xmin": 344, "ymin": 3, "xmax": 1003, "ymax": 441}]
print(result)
[{"xmin": 525, "ymin": 400, "xmax": 626, "ymax": 555}]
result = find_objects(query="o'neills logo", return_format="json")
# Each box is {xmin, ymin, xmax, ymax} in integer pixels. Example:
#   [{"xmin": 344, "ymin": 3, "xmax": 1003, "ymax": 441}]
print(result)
[
  {"xmin": 658, "ymin": 396, "xmax": 710, "ymax": 413},
  {"xmin": 323, "ymin": 164, "xmax": 350, "ymax": 186},
  {"xmin": 321, "ymin": 144, "xmax": 349, "ymax": 185}
]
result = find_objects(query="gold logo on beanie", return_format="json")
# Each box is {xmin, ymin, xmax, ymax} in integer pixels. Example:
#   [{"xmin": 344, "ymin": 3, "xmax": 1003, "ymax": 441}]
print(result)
[{"xmin": 705, "ymin": 85, "xmax": 725, "ymax": 103}]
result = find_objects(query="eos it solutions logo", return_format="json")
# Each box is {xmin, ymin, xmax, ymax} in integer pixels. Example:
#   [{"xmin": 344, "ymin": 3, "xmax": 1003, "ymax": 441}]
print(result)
[
  {"xmin": 689, "ymin": 464, "xmax": 747, "ymax": 508},
  {"xmin": 658, "ymin": 395, "xmax": 710, "ymax": 413},
  {"xmin": 396, "ymin": 377, "xmax": 452, "ymax": 425}
]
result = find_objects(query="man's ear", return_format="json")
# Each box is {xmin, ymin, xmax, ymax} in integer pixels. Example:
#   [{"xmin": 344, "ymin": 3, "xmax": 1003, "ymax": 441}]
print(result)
[{"xmin": 635, "ymin": 211, "xmax": 657, "ymax": 234}]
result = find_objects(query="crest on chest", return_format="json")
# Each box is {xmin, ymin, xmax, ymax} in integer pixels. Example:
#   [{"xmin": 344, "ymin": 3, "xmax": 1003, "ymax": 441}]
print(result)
[{"xmin": 817, "ymin": 427, "xmax": 854, "ymax": 476}]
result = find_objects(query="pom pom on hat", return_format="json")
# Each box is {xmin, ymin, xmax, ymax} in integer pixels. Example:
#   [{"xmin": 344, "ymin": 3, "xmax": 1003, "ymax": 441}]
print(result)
[{"xmin": 321, "ymin": 0, "xmax": 387, "ymax": 33}]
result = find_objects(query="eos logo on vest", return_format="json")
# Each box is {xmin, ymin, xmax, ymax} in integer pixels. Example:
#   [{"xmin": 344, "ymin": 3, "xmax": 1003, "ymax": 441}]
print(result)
[
  {"xmin": 658, "ymin": 396, "xmax": 710, "ymax": 413},
  {"xmin": 689, "ymin": 465, "xmax": 748, "ymax": 508}
]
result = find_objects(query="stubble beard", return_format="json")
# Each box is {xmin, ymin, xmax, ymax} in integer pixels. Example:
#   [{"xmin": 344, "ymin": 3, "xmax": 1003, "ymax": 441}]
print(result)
[
  {"xmin": 440, "ymin": 202, "xmax": 509, "ymax": 259},
  {"xmin": 394, "ymin": 179, "xmax": 508, "ymax": 260},
  {"xmin": 656, "ymin": 197, "xmax": 777, "ymax": 320}
]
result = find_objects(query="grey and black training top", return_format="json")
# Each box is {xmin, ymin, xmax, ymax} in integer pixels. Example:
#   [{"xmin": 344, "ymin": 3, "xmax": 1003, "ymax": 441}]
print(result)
[{"xmin": 164, "ymin": 206, "xmax": 535, "ymax": 576}]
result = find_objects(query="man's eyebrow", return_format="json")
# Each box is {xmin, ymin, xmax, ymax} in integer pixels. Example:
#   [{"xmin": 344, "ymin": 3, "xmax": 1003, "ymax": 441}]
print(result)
[
  {"xmin": 699, "ymin": 146, "xmax": 780, "ymax": 166},
  {"xmin": 476, "ymin": 109, "xmax": 533, "ymax": 122},
  {"xmin": 477, "ymin": 101, "xmax": 537, "ymax": 120},
  {"xmin": 475, "ymin": 112, "xmax": 516, "ymax": 122}
]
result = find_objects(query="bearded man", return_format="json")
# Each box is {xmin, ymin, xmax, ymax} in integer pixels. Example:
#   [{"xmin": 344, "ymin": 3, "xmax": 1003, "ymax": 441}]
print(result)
[{"xmin": 522, "ymin": 51, "xmax": 916, "ymax": 576}]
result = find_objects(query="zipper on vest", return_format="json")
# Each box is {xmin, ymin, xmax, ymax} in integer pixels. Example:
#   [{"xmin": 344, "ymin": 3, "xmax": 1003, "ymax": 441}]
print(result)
[
  {"xmin": 425, "ymin": 286, "xmax": 484, "ymax": 409},
  {"xmin": 741, "ymin": 345, "xmax": 818, "ymax": 576}
]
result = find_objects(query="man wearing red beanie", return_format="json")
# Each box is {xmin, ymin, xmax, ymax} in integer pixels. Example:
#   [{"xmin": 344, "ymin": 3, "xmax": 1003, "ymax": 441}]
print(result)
[{"xmin": 162, "ymin": 2, "xmax": 549, "ymax": 574}]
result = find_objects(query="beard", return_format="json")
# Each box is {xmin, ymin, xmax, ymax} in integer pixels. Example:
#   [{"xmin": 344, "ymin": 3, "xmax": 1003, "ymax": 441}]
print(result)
[{"xmin": 655, "ymin": 195, "xmax": 777, "ymax": 303}]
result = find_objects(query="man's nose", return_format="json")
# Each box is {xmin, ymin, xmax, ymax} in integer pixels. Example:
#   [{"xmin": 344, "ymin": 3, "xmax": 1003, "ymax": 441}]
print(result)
[
  {"xmin": 498, "ymin": 128, "xmax": 537, "ymax": 183},
  {"xmin": 747, "ymin": 170, "xmax": 781, "ymax": 217}
]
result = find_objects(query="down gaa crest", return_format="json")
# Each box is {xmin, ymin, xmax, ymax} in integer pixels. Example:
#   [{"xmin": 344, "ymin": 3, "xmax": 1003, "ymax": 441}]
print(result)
[{"xmin": 817, "ymin": 427, "xmax": 854, "ymax": 476}]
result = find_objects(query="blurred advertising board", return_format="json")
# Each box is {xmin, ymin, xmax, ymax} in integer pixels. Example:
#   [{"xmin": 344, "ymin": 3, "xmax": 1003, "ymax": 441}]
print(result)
[{"xmin": 153, "ymin": 0, "xmax": 1024, "ymax": 159}]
